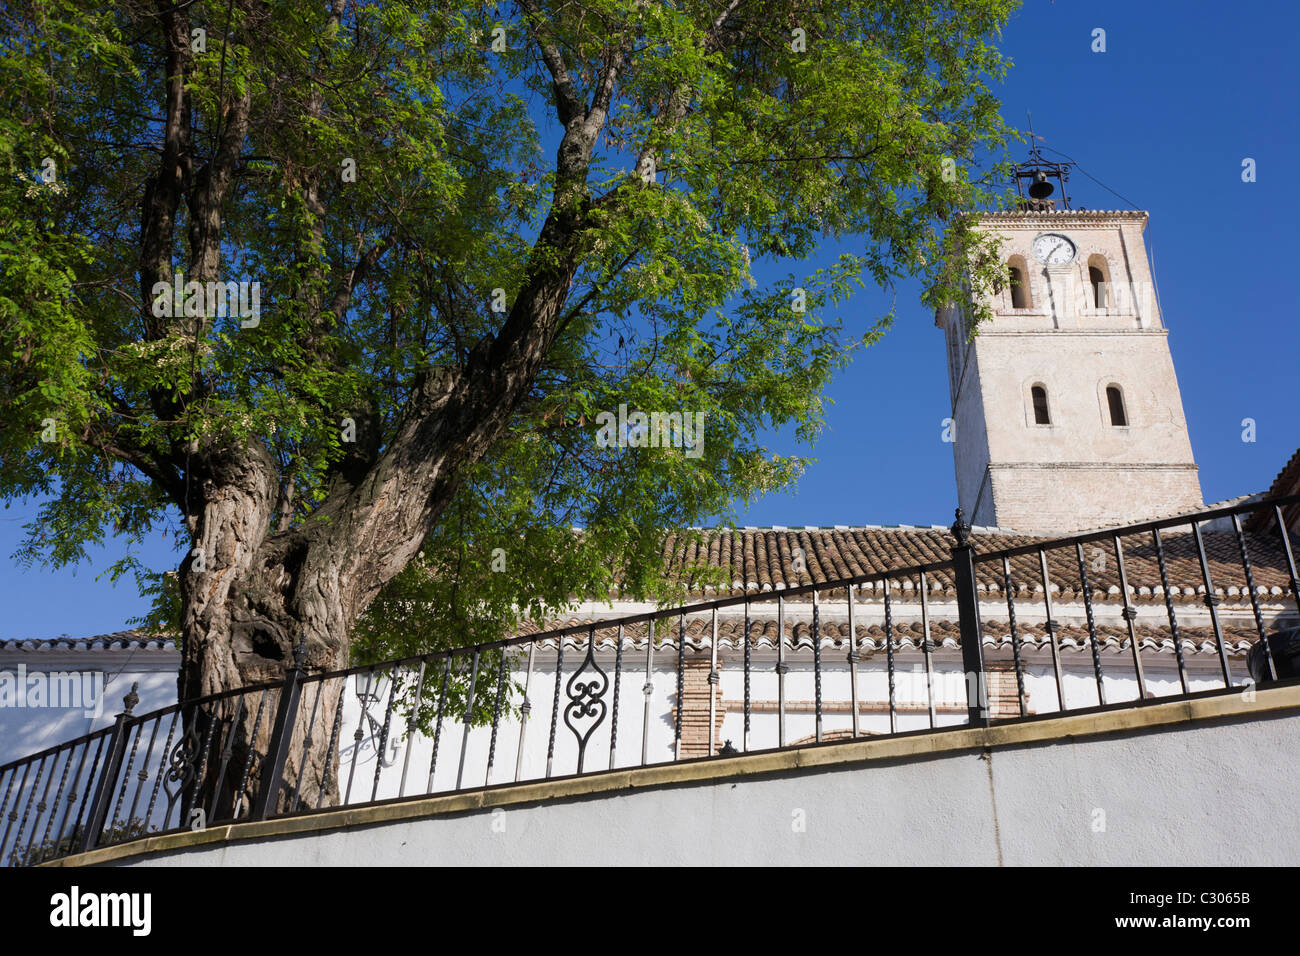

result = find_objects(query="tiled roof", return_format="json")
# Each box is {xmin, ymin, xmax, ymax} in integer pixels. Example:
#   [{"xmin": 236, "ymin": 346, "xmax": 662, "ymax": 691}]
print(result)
[
  {"xmin": 1261, "ymin": 449, "xmax": 1300, "ymax": 499},
  {"xmin": 653, "ymin": 525, "xmax": 1296, "ymax": 602},
  {"xmin": 518, "ymin": 614, "xmax": 1266, "ymax": 658},
  {"xmin": 0, "ymin": 630, "xmax": 176, "ymax": 651},
  {"xmin": 14, "ymin": 520, "xmax": 1297, "ymax": 652},
  {"xmin": 1246, "ymin": 449, "xmax": 1300, "ymax": 533},
  {"xmin": 979, "ymin": 209, "xmax": 1148, "ymax": 221}
]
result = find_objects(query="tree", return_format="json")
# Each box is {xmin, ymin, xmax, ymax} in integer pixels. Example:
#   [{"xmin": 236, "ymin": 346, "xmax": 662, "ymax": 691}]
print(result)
[{"xmin": 1, "ymin": 0, "xmax": 1014, "ymax": 803}]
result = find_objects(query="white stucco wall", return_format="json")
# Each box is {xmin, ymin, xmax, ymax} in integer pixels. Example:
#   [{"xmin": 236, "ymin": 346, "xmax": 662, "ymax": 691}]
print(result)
[
  {"xmin": 117, "ymin": 706, "xmax": 1300, "ymax": 866},
  {"xmin": 0, "ymin": 644, "xmax": 177, "ymax": 766}
]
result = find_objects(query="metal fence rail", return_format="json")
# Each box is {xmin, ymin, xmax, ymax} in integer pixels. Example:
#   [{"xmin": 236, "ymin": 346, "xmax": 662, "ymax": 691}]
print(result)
[{"xmin": 3, "ymin": 494, "xmax": 1298, "ymax": 866}]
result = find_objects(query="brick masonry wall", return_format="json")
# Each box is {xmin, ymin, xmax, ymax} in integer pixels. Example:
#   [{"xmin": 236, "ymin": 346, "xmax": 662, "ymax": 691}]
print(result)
[
  {"xmin": 673, "ymin": 654, "xmax": 727, "ymax": 758},
  {"xmin": 986, "ymin": 661, "xmax": 1029, "ymax": 718}
]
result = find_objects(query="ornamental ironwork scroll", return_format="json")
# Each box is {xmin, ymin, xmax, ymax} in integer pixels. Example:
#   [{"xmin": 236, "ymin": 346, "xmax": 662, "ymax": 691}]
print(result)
[
  {"xmin": 162, "ymin": 705, "xmax": 208, "ymax": 826},
  {"xmin": 563, "ymin": 629, "xmax": 609, "ymax": 773}
]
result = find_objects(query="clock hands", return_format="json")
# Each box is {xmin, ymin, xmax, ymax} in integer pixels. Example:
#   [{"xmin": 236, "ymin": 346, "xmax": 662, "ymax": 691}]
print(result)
[{"xmin": 1034, "ymin": 235, "xmax": 1073, "ymax": 264}]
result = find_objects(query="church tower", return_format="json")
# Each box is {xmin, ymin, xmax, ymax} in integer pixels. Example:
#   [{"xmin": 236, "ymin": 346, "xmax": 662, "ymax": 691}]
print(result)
[{"xmin": 936, "ymin": 147, "xmax": 1202, "ymax": 534}]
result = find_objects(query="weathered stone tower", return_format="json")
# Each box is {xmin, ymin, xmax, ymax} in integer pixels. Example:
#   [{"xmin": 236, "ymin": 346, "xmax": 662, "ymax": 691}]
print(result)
[{"xmin": 935, "ymin": 150, "xmax": 1202, "ymax": 534}]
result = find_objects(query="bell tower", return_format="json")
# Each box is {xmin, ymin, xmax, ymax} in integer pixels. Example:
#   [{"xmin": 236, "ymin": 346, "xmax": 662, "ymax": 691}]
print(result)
[{"xmin": 936, "ymin": 143, "xmax": 1202, "ymax": 534}]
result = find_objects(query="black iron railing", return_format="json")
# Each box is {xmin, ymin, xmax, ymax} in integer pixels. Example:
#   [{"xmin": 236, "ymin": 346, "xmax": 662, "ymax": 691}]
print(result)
[{"xmin": 2, "ymin": 494, "xmax": 1298, "ymax": 866}]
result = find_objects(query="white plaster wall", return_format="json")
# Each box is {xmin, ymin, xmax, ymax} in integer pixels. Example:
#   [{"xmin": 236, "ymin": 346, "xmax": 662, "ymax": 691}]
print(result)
[
  {"xmin": 121, "ymin": 708, "xmax": 1300, "ymax": 867},
  {"xmin": 0, "ymin": 649, "xmax": 177, "ymax": 766},
  {"xmin": 294, "ymin": 642, "xmax": 1244, "ymax": 809}
]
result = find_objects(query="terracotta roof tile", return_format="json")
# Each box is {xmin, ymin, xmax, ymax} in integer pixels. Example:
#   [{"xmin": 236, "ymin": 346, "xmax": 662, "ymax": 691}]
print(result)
[
  {"xmin": 1246, "ymin": 450, "xmax": 1300, "ymax": 532},
  {"xmin": 0, "ymin": 630, "xmax": 176, "ymax": 651},
  {"xmin": 517, "ymin": 614, "xmax": 1272, "ymax": 659},
  {"xmin": 642, "ymin": 525, "xmax": 1296, "ymax": 603}
]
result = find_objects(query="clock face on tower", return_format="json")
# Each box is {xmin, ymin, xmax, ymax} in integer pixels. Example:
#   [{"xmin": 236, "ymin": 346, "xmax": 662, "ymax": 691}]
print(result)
[{"xmin": 1032, "ymin": 233, "xmax": 1076, "ymax": 265}]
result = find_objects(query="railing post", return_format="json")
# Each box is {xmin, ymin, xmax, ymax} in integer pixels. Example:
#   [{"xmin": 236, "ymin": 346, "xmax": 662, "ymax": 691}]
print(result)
[
  {"xmin": 951, "ymin": 510, "xmax": 989, "ymax": 727},
  {"xmin": 250, "ymin": 639, "xmax": 307, "ymax": 821},
  {"xmin": 79, "ymin": 682, "xmax": 139, "ymax": 852}
]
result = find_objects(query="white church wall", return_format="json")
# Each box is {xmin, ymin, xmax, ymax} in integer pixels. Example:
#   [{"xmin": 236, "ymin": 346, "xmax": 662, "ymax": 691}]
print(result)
[
  {"xmin": 324, "ymin": 646, "xmax": 1245, "ymax": 807},
  {"xmin": 118, "ymin": 702, "xmax": 1300, "ymax": 867},
  {"xmin": 0, "ymin": 645, "xmax": 178, "ymax": 767}
]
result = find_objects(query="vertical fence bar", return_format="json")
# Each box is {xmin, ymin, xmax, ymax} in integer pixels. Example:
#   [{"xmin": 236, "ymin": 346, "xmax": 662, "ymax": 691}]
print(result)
[
  {"xmin": 124, "ymin": 717, "xmax": 161, "ymax": 834},
  {"xmin": 812, "ymin": 590, "xmax": 823, "ymax": 743},
  {"xmin": 641, "ymin": 620, "xmax": 655, "ymax": 766},
  {"xmin": 344, "ymin": 673, "xmax": 369, "ymax": 805},
  {"xmin": 235, "ymin": 691, "xmax": 270, "ymax": 816},
  {"xmin": 426, "ymin": 658, "xmax": 452, "ymax": 793},
  {"xmin": 546, "ymin": 638, "xmax": 564, "ymax": 779},
  {"xmin": 14, "ymin": 759, "xmax": 48, "ymax": 863},
  {"xmin": 56, "ymin": 739, "xmax": 95, "ymax": 855},
  {"xmin": 457, "ymin": 651, "xmax": 481, "ymax": 791},
  {"xmin": 39, "ymin": 747, "xmax": 75, "ymax": 863},
  {"xmin": 674, "ymin": 613, "xmax": 686, "ymax": 761},
  {"xmin": 777, "ymin": 595, "xmax": 787, "ymax": 748},
  {"xmin": 1153, "ymin": 527, "xmax": 1191, "ymax": 695},
  {"xmin": 609, "ymin": 625, "xmax": 624, "ymax": 770},
  {"xmin": 0, "ymin": 769, "xmax": 14, "ymax": 858},
  {"xmin": 21, "ymin": 752, "xmax": 57, "ymax": 863},
  {"xmin": 883, "ymin": 579, "xmax": 897, "ymax": 735},
  {"xmin": 206, "ymin": 700, "xmax": 244, "ymax": 822},
  {"xmin": 1, "ymin": 763, "xmax": 31, "ymax": 861},
  {"xmin": 398, "ymin": 661, "xmax": 426, "ymax": 799},
  {"xmin": 108, "ymin": 721, "xmax": 145, "ymax": 835},
  {"xmin": 188, "ymin": 704, "xmax": 219, "ymax": 826},
  {"xmin": 1232, "ymin": 513, "xmax": 1275, "ymax": 681},
  {"xmin": 372, "ymin": 672, "xmax": 398, "ymax": 802},
  {"xmin": 708, "ymin": 609, "xmax": 719, "ymax": 756},
  {"xmin": 316, "ymin": 682, "xmax": 348, "ymax": 810},
  {"xmin": 743, "ymin": 602, "xmax": 752, "ymax": 752},
  {"xmin": 1001, "ymin": 557, "xmax": 1028, "ymax": 718},
  {"xmin": 920, "ymin": 572, "xmax": 937, "ymax": 728},
  {"xmin": 250, "ymin": 641, "xmax": 307, "ymax": 821},
  {"xmin": 1037, "ymin": 549, "xmax": 1065, "ymax": 712},
  {"xmin": 486, "ymin": 652, "xmax": 508, "ymax": 786},
  {"xmin": 847, "ymin": 585, "xmax": 861, "ymax": 737},
  {"xmin": 1075, "ymin": 542, "xmax": 1107, "ymax": 706},
  {"xmin": 515, "ymin": 645, "xmax": 535, "ymax": 782},
  {"xmin": 1192, "ymin": 520, "xmax": 1233, "ymax": 687},
  {"xmin": 73, "ymin": 735, "xmax": 106, "ymax": 841},
  {"xmin": 80, "ymin": 684, "xmax": 139, "ymax": 851},
  {"xmin": 286, "ymin": 682, "xmax": 323, "ymax": 814},
  {"xmin": 951, "ymin": 512, "xmax": 988, "ymax": 726},
  {"xmin": 1113, "ymin": 535, "xmax": 1148, "ymax": 699}
]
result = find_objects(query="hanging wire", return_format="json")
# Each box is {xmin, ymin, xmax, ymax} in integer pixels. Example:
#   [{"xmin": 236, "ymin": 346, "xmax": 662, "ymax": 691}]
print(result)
[{"xmin": 1038, "ymin": 145, "xmax": 1140, "ymax": 210}]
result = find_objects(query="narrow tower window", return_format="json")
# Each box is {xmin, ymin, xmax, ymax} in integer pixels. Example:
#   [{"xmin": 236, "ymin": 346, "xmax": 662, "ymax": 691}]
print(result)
[
  {"xmin": 1031, "ymin": 385, "xmax": 1051, "ymax": 425},
  {"xmin": 1007, "ymin": 256, "xmax": 1032, "ymax": 309},
  {"xmin": 1106, "ymin": 385, "xmax": 1127, "ymax": 426},
  {"xmin": 1087, "ymin": 255, "xmax": 1110, "ymax": 308}
]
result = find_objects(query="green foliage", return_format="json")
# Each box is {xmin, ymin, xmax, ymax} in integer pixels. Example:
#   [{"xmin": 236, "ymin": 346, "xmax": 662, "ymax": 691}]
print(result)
[{"xmin": 0, "ymin": 0, "xmax": 1018, "ymax": 662}]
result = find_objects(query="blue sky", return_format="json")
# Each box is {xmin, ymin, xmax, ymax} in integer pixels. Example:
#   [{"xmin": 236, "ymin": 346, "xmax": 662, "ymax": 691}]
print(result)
[{"xmin": 3, "ymin": 0, "xmax": 1297, "ymax": 638}]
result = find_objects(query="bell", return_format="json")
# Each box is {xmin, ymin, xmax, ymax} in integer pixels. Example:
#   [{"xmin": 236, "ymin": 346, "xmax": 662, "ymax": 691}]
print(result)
[{"xmin": 1028, "ymin": 170, "xmax": 1054, "ymax": 200}]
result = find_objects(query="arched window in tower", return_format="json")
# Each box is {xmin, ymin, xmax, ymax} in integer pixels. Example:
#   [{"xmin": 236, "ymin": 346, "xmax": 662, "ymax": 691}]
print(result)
[
  {"xmin": 1087, "ymin": 255, "xmax": 1110, "ymax": 309},
  {"xmin": 1106, "ymin": 385, "xmax": 1128, "ymax": 426},
  {"xmin": 1007, "ymin": 255, "xmax": 1032, "ymax": 309},
  {"xmin": 1031, "ymin": 385, "xmax": 1051, "ymax": 425}
]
